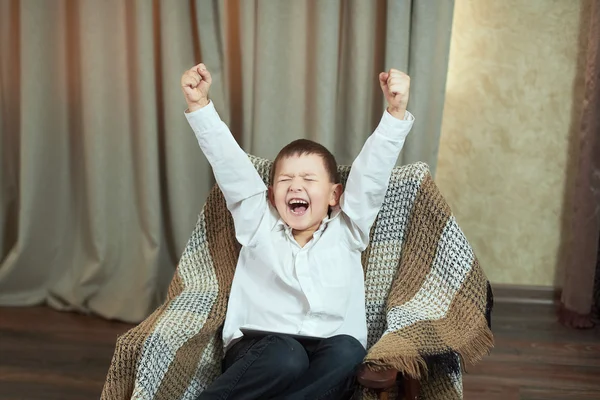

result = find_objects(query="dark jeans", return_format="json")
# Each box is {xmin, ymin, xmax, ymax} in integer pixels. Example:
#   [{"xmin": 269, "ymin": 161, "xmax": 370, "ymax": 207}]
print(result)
[{"xmin": 196, "ymin": 334, "xmax": 366, "ymax": 400}]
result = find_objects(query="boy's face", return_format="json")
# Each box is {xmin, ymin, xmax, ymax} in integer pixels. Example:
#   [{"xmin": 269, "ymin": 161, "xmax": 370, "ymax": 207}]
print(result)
[{"xmin": 269, "ymin": 154, "xmax": 342, "ymax": 233}]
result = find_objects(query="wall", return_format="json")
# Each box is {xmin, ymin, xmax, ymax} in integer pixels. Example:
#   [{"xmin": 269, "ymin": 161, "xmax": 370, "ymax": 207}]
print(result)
[{"xmin": 436, "ymin": 0, "xmax": 588, "ymax": 286}]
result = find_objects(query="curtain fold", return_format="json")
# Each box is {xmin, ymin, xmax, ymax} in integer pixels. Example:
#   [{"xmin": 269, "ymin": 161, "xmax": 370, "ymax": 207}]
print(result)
[
  {"xmin": 0, "ymin": 0, "xmax": 454, "ymax": 322},
  {"xmin": 560, "ymin": 0, "xmax": 600, "ymax": 328}
]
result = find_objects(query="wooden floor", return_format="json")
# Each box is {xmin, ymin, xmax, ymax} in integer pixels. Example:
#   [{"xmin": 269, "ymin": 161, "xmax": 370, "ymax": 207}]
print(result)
[{"xmin": 0, "ymin": 302, "xmax": 598, "ymax": 399}]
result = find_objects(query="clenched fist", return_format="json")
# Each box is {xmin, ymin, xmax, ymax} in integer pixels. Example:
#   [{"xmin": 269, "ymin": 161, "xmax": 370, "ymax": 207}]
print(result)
[
  {"xmin": 181, "ymin": 63, "xmax": 212, "ymax": 112},
  {"xmin": 379, "ymin": 69, "xmax": 410, "ymax": 119}
]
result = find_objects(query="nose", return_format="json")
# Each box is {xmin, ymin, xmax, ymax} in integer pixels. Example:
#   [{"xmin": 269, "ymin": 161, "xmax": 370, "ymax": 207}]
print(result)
[{"xmin": 288, "ymin": 179, "xmax": 302, "ymax": 192}]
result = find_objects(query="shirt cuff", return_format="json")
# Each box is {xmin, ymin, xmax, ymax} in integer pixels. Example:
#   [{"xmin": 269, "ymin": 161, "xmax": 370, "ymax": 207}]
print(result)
[
  {"xmin": 184, "ymin": 100, "xmax": 223, "ymax": 132},
  {"xmin": 382, "ymin": 109, "xmax": 414, "ymax": 124},
  {"xmin": 375, "ymin": 109, "xmax": 415, "ymax": 141}
]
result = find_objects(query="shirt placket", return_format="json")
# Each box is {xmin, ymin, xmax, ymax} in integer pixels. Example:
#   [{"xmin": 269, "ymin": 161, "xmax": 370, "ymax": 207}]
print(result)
[{"xmin": 285, "ymin": 226, "xmax": 328, "ymax": 334}]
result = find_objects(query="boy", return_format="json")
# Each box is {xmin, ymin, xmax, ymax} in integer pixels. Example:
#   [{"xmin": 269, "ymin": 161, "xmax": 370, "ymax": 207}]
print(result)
[{"xmin": 181, "ymin": 63, "xmax": 413, "ymax": 400}]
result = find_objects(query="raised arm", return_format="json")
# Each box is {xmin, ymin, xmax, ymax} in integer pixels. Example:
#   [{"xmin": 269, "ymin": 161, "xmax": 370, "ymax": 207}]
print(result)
[
  {"xmin": 182, "ymin": 63, "xmax": 267, "ymax": 246},
  {"xmin": 340, "ymin": 69, "xmax": 414, "ymax": 250}
]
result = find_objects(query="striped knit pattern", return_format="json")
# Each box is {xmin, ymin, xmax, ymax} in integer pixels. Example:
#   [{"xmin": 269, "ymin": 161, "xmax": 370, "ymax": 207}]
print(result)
[{"xmin": 101, "ymin": 156, "xmax": 493, "ymax": 400}]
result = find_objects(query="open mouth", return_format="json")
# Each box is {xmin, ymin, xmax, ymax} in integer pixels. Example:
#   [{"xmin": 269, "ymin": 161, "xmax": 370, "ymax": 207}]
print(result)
[{"xmin": 288, "ymin": 198, "xmax": 309, "ymax": 216}]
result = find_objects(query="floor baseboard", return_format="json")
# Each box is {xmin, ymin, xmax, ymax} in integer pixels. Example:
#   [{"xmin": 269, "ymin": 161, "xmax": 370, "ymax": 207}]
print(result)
[{"xmin": 491, "ymin": 284, "xmax": 561, "ymax": 305}]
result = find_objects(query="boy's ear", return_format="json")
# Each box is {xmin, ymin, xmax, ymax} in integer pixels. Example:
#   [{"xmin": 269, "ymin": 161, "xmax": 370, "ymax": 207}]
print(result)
[
  {"xmin": 268, "ymin": 186, "xmax": 275, "ymax": 207},
  {"xmin": 329, "ymin": 183, "xmax": 343, "ymax": 207}
]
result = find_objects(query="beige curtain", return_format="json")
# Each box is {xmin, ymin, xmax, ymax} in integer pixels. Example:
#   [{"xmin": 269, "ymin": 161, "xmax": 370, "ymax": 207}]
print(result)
[
  {"xmin": 560, "ymin": 0, "xmax": 600, "ymax": 328},
  {"xmin": 0, "ymin": 0, "xmax": 454, "ymax": 322}
]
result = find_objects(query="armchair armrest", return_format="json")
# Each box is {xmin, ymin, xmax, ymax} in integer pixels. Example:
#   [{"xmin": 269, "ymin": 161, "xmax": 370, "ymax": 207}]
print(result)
[
  {"xmin": 357, "ymin": 364, "xmax": 420, "ymax": 400},
  {"xmin": 357, "ymin": 365, "xmax": 397, "ymax": 389}
]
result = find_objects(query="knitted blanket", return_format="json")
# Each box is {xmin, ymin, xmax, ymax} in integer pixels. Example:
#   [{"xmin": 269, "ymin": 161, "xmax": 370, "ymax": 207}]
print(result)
[{"xmin": 101, "ymin": 157, "xmax": 493, "ymax": 400}]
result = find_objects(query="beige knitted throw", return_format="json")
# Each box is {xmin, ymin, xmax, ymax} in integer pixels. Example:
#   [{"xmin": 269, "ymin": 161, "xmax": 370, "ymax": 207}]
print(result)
[{"xmin": 101, "ymin": 157, "xmax": 493, "ymax": 400}]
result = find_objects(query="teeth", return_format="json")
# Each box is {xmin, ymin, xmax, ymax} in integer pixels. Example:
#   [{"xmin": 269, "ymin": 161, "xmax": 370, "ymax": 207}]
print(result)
[{"xmin": 289, "ymin": 199, "xmax": 308, "ymax": 205}]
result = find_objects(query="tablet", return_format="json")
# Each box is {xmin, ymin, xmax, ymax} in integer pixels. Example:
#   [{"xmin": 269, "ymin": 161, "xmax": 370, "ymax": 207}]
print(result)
[{"xmin": 240, "ymin": 328, "xmax": 323, "ymax": 342}]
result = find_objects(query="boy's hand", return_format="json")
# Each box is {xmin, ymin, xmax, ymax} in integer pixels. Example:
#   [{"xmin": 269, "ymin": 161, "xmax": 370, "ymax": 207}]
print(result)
[
  {"xmin": 181, "ymin": 63, "xmax": 212, "ymax": 112},
  {"xmin": 379, "ymin": 69, "xmax": 410, "ymax": 119}
]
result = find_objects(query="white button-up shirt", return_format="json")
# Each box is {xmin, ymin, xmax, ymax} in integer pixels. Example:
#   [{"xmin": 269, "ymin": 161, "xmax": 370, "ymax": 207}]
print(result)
[{"xmin": 186, "ymin": 102, "xmax": 414, "ymax": 349}]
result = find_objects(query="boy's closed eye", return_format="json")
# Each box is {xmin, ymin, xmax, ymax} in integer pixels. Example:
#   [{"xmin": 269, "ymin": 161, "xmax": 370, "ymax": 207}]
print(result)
[{"xmin": 278, "ymin": 178, "xmax": 316, "ymax": 182}]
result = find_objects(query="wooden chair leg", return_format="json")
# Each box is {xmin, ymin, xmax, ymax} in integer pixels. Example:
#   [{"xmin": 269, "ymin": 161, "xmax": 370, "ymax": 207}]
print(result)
[{"xmin": 403, "ymin": 376, "xmax": 420, "ymax": 400}]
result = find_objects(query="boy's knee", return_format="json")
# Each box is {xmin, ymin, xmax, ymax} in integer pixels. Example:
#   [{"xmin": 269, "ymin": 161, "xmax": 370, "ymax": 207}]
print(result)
[
  {"xmin": 323, "ymin": 334, "xmax": 366, "ymax": 365},
  {"xmin": 264, "ymin": 335, "xmax": 309, "ymax": 378}
]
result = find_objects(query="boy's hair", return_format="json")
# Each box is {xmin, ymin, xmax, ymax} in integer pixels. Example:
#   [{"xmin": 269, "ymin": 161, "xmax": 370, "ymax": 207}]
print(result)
[{"xmin": 269, "ymin": 139, "xmax": 340, "ymax": 185}]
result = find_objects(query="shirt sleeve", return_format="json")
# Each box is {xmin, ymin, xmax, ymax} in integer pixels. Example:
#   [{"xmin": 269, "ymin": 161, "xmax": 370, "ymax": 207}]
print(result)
[
  {"xmin": 340, "ymin": 110, "xmax": 415, "ymax": 250},
  {"xmin": 185, "ymin": 101, "xmax": 268, "ymax": 247}
]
